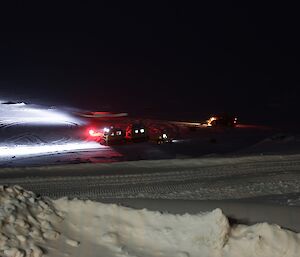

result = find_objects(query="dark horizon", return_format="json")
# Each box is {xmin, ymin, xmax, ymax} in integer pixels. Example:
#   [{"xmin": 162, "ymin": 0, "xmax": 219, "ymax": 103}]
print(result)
[{"xmin": 1, "ymin": 2, "xmax": 299, "ymax": 127}]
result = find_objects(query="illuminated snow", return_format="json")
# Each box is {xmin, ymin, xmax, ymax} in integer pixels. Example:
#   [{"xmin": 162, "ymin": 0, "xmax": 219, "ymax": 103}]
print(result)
[
  {"xmin": 0, "ymin": 101, "xmax": 83, "ymax": 125},
  {"xmin": 0, "ymin": 141, "xmax": 103, "ymax": 157}
]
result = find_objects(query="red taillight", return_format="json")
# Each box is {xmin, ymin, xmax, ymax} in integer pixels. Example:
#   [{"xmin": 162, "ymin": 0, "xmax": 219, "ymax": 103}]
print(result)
[{"xmin": 89, "ymin": 129, "xmax": 95, "ymax": 136}]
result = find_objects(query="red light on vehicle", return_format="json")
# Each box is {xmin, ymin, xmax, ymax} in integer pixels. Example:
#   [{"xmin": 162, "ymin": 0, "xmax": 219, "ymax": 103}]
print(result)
[{"xmin": 88, "ymin": 128, "xmax": 101, "ymax": 137}]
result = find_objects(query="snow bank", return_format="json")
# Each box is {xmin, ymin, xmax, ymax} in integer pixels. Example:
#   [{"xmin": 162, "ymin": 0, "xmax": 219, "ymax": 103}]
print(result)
[
  {"xmin": 55, "ymin": 199, "xmax": 229, "ymax": 257},
  {"xmin": 225, "ymin": 223, "xmax": 300, "ymax": 257},
  {"xmin": 1, "ymin": 186, "xmax": 300, "ymax": 257},
  {"xmin": 0, "ymin": 185, "xmax": 62, "ymax": 257}
]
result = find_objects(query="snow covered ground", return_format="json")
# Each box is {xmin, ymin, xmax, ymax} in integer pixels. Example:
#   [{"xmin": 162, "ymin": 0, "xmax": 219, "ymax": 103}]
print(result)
[
  {"xmin": 1, "ymin": 102, "xmax": 300, "ymax": 256},
  {"xmin": 0, "ymin": 101, "xmax": 120, "ymax": 166},
  {"xmin": 1, "ymin": 186, "xmax": 300, "ymax": 257},
  {"xmin": 2, "ymin": 154, "xmax": 300, "ymax": 208},
  {"xmin": 0, "ymin": 100, "xmax": 283, "ymax": 167},
  {"xmin": 0, "ymin": 101, "xmax": 83, "ymax": 126}
]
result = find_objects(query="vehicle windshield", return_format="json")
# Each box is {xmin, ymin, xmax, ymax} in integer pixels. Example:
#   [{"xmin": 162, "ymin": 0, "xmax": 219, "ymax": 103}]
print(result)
[{"xmin": 1, "ymin": 2, "xmax": 299, "ymax": 257}]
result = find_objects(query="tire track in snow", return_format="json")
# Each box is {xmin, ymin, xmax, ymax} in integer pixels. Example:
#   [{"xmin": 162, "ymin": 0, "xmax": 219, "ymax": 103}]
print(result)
[
  {"xmin": 1, "ymin": 158, "xmax": 300, "ymax": 201},
  {"xmin": 0, "ymin": 119, "xmax": 79, "ymax": 129}
]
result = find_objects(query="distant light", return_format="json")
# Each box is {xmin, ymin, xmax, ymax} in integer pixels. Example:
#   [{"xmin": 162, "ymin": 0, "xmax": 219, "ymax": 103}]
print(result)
[
  {"xmin": 134, "ymin": 129, "xmax": 139, "ymax": 134},
  {"xmin": 103, "ymin": 127, "xmax": 110, "ymax": 133},
  {"xmin": 0, "ymin": 142, "xmax": 104, "ymax": 158},
  {"xmin": 162, "ymin": 133, "xmax": 168, "ymax": 139},
  {"xmin": 206, "ymin": 116, "xmax": 217, "ymax": 126},
  {"xmin": 116, "ymin": 131, "xmax": 122, "ymax": 135},
  {"xmin": 140, "ymin": 128, "xmax": 145, "ymax": 133},
  {"xmin": 89, "ymin": 129, "xmax": 95, "ymax": 135},
  {"xmin": 111, "ymin": 132, "xmax": 115, "ymax": 136}
]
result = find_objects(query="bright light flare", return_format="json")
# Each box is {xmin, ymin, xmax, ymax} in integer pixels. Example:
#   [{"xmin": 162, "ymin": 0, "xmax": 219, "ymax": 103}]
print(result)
[
  {"xmin": 89, "ymin": 129, "xmax": 102, "ymax": 137},
  {"xmin": 0, "ymin": 141, "xmax": 104, "ymax": 158},
  {"xmin": 172, "ymin": 139, "xmax": 183, "ymax": 143},
  {"xmin": 206, "ymin": 116, "xmax": 217, "ymax": 126},
  {"xmin": 209, "ymin": 117, "xmax": 217, "ymax": 122}
]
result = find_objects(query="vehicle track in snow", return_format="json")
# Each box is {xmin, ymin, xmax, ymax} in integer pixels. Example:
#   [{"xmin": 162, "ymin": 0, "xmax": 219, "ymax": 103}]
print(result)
[
  {"xmin": 4, "ymin": 133, "xmax": 49, "ymax": 144},
  {"xmin": 1, "ymin": 156, "xmax": 300, "ymax": 202},
  {"xmin": 0, "ymin": 120, "xmax": 80, "ymax": 150},
  {"xmin": 4, "ymin": 133, "xmax": 74, "ymax": 145},
  {"xmin": 0, "ymin": 119, "xmax": 78, "ymax": 129}
]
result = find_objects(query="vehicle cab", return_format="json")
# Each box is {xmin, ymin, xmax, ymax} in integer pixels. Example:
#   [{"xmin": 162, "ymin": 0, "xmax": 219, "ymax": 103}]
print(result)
[
  {"xmin": 102, "ymin": 126, "xmax": 125, "ymax": 145},
  {"xmin": 125, "ymin": 123, "xmax": 149, "ymax": 142},
  {"xmin": 205, "ymin": 114, "xmax": 238, "ymax": 127}
]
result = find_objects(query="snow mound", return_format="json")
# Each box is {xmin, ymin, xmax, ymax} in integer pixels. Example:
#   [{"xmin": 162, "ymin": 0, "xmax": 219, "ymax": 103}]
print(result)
[
  {"xmin": 1, "ymin": 186, "xmax": 300, "ymax": 257},
  {"xmin": 55, "ymin": 199, "xmax": 229, "ymax": 257},
  {"xmin": 225, "ymin": 223, "xmax": 300, "ymax": 257},
  {"xmin": 0, "ymin": 186, "xmax": 62, "ymax": 257},
  {"xmin": 55, "ymin": 198, "xmax": 300, "ymax": 257}
]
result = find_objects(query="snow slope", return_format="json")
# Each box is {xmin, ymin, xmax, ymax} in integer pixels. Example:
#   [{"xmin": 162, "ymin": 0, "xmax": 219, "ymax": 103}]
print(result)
[
  {"xmin": 0, "ymin": 101, "xmax": 83, "ymax": 126},
  {"xmin": 1, "ymin": 186, "xmax": 300, "ymax": 257}
]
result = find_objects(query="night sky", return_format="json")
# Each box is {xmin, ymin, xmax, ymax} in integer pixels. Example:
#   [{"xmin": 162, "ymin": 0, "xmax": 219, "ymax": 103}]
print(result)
[{"xmin": 0, "ymin": 2, "xmax": 299, "ymax": 125}]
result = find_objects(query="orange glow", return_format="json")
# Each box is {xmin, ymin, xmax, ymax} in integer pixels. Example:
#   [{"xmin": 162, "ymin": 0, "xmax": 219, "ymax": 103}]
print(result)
[
  {"xmin": 88, "ymin": 129, "xmax": 101, "ymax": 137},
  {"xmin": 207, "ymin": 116, "xmax": 217, "ymax": 126}
]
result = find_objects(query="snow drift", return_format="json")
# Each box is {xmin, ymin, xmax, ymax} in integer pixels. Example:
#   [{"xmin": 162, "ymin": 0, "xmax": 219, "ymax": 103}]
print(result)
[{"xmin": 1, "ymin": 186, "xmax": 300, "ymax": 257}]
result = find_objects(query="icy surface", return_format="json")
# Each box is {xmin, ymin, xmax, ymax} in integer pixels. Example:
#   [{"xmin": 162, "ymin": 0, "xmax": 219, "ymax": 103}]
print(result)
[{"xmin": 1, "ymin": 186, "xmax": 300, "ymax": 257}]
